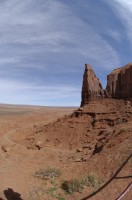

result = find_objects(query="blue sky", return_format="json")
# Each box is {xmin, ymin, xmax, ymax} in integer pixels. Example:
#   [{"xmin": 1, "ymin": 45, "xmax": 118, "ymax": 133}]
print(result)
[{"xmin": 0, "ymin": 0, "xmax": 131, "ymax": 106}]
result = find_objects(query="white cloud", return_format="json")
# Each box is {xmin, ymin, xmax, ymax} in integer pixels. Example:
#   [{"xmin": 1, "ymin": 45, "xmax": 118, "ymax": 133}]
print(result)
[
  {"xmin": 106, "ymin": 0, "xmax": 132, "ymax": 44},
  {"xmin": 0, "ymin": 0, "xmax": 120, "ymax": 70},
  {"xmin": 0, "ymin": 57, "xmax": 20, "ymax": 64},
  {"xmin": 0, "ymin": 0, "xmax": 124, "ymax": 105},
  {"xmin": 107, "ymin": 30, "xmax": 122, "ymax": 42},
  {"xmin": 0, "ymin": 79, "xmax": 81, "ymax": 106}
]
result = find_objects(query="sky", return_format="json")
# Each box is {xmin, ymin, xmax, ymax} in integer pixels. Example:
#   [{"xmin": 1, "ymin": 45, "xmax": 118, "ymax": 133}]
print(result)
[{"xmin": 0, "ymin": 0, "xmax": 131, "ymax": 106}]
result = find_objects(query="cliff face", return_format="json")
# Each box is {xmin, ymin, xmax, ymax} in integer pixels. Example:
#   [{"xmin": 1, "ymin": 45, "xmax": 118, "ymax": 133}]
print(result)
[
  {"xmin": 81, "ymin": 64, "xmax": 105, "ymax": 106},
  {"xmin": 81, "ymin": 63, "xmax": 132, "ymax": 107},
  {"xmin": 106, "ymin": 63, "xmax": 132, "ymax": 99}
]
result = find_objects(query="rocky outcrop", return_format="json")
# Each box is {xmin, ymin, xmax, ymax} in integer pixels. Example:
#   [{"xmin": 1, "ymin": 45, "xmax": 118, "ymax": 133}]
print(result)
[
  {"xmin": 81, "ymin": 63, "xmax": 132, "ymax": 107},
  {"xmin": 106, "ymin": 63, "xmax": 132, "ymax": 99},
  {"xmin": 81, "ymin": 64, "xmax": 105, "ymax": 106}
]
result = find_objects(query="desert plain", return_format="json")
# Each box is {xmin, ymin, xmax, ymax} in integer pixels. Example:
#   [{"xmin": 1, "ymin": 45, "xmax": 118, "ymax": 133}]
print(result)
[{"xmin": 0, "ymin": 103, "xmax": 131, "ymax": 200}]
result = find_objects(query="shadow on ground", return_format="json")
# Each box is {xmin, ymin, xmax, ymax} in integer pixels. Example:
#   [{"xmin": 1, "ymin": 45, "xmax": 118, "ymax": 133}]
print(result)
[{"xmin": 3, "ymin": 188, "xmax": 23, "ymax": 200}]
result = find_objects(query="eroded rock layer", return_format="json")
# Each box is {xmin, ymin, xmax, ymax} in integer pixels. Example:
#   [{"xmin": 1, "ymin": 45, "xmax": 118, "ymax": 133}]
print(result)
[
  {"xmin": 81, "ymin": 63, "xmax": 132, "ymax": 108},
  {"xmin": 106, "ymin": 63, "xmax": 132, "ymax": 99},
  {"xmin": 13, "ymin": 63, "xmax": 132, "ymax": 174}
]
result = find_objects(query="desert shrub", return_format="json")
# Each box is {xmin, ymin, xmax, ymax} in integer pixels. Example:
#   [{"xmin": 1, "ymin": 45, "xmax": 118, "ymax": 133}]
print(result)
[
  {"xmin": 61, "ymin": 179, "xmax": 84, "ymax": 194},
  {"xmin": 61, "ymin": 174, "xmax": 103, "ymax": 194},
  {"xmin": 87, "ymin": 174, "xmax": 98, "ymax": 188},
  {"xmin": 46, "ymin": 187, "xmax": 57, "ymax": 197},
  {"xmin": 81, "ymin": 176, "xmax": 91, "ymax": 187},
  {"xmin": 35, "ymin": 167, "xmax": 61, "ymax": 180},
  {"xmin": 56, "ymin": 193, "xmax": 65, "ymax": 200},
  {"xmin": 119, "ymin": 128, "xmax": 125, "ymax": 134}
]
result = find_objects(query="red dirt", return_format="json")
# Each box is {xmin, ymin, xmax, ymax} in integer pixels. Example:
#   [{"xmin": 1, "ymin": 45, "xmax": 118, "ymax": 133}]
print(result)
[{"xmin": 0, "ymin": 99, "xmax": 131, "ymax": 200}]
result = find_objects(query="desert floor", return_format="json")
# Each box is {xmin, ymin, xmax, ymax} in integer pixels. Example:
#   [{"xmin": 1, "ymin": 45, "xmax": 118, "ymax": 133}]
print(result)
[{"xmin": 0, "ymin": 104, "xmax": 131, "ymax": 200}]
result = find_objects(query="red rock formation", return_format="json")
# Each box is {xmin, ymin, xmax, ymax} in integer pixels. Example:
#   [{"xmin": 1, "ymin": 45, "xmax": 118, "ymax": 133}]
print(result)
[
  {"xmin": 106, "ymin": 63, "xmax": 132, "ymax": 99},
  {"xmin": 81, "ymin": 64, "xmax": 105, "ymax": 106}
]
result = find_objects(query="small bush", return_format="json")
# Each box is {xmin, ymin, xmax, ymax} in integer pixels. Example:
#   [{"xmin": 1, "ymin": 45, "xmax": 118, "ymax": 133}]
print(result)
[
  {"xmin": 35, "ymin": 167, "xmax": 61, "ymax": 180},
  {"xmin": 56, "ymin": 193, "xmax": 65, "ymax": 200},
  {"xmin": 61, "ymin": 174, "xmax": 102, "ymax": 194},
  {"xmin": 119, "ymin": 128, "xmax": 125, "ymax": 134},
  {"xmin": 61, "ymin": 179, "xmax": 84, "ymax": 194},
  {"xmin": 81, "ymin": 176, "xmax": 91, "ymax": 187},
  {"xmin": 87, "ymin": 174, "xmax": 98, "ymax": 188},
  {"xmin": 46, "ymin": 187, "xmax": 57, "ymax": 197}
]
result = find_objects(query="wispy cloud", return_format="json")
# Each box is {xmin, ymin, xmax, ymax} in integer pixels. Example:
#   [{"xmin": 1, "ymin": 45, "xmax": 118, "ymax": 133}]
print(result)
[
  {"xmin": 0, "ymin": 0, "xmax": 129, "ymax": 106},
  {"xmin": 0, "ymin": 79, "xmax": 80, "ymax": 106},
  {"xmin": 106, "ymin": 0, "xmax": 132, "ymax": 44},
  {"xmin": 107, "ymin": 30, "xmax": 122, "ymax": 42},
  {"xmin": 0, "ymin": 0, "xmax": 120, "ymax": 69}
]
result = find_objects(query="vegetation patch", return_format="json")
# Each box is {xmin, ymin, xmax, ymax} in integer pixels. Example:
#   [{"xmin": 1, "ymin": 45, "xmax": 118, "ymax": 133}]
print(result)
[
  {"xmin": 35, "ymin": 167, "xmax": 61, "ymax": 180},
  {"xmin": 34, "ymin": 168, "xmax": 66, "ymax": 199},
  {"xmin": 61, "ymin": 179, "xmax": 84, "ymax": 194},
  {"xmin": 34, "ymin": 169, "xmax": 103, "ymax": 198},
  {"xmin": 61, "ymin": 173, "xmax": 103, "ymax": 194},
  {"xmin": 119, "ymin": 128, "xmax": 125, "ymax": 134}
]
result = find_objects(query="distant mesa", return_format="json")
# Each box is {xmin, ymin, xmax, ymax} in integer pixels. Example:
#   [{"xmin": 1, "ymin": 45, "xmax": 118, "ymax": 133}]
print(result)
[{"xmin": 81, "ymin": 63, "xmax": 132, "ymax": 107}]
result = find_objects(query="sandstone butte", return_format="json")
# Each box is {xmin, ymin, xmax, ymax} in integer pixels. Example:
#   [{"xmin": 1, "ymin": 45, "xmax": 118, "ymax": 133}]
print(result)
[
  {"xmin": 106, "ymin": 63, "xmax": 132, "ymax": 99},
  {"xmin": 27, "ymin": 62, "xmax": 132, "ymax": 158},
  {"xmin": 81, "ymin": 63, "xmax": 132, "ymax": 108}
]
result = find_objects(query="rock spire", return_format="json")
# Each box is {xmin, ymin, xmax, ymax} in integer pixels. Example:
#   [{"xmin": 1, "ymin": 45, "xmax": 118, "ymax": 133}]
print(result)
[
  {"xmin": 80, "ymin": 63, "xmax": 132, "ymax": 107},
  {"xmin": 81, "ymin": 64, "xmax": 105, "ymax": 106}
]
